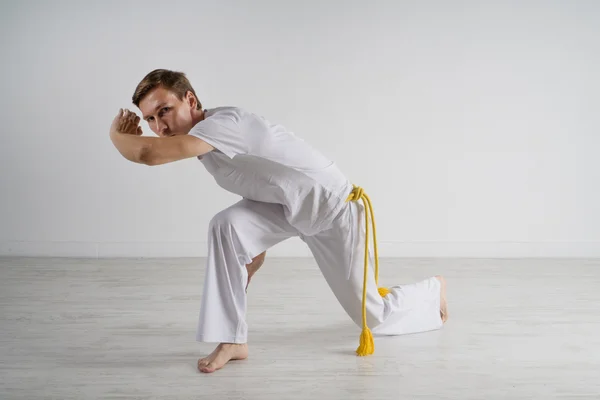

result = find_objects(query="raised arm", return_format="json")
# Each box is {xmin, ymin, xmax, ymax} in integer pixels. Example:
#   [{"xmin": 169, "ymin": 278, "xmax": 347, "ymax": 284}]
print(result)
[{"xmin": 109, "ymin": 109, "xmax": 214, "ymax": 166}]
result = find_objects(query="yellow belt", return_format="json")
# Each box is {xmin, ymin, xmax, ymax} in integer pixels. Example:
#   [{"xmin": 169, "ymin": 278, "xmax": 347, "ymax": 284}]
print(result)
[{"xmin": 346, "ymin": 184, "xmax": 389, "ymax": 356}]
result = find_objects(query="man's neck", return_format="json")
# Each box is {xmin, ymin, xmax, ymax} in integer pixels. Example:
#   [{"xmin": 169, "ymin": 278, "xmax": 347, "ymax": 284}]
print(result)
[{"xmin": 191, "ymin": 108, "xmax": 206, "ymax": 126}]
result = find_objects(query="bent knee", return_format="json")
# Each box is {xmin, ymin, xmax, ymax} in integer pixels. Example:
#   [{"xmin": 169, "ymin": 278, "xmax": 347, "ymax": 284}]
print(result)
[
  {"xmin": 209, "ymin": 207, "xmax": 247, "ymax": 233},
  {"xmin": 366, "ymin": 309, "xmax": 388, "ymax": 329},
  {"xmin": 343, "ymin": 296, "xmax": 388, "ymax": 329},
  {"xmin": 348, "ymin": 310, "xmax": 387, "ymax": 330},
  {"xmin": 207, "ymin": 209, "xmax": 253, "ymax": 263}
]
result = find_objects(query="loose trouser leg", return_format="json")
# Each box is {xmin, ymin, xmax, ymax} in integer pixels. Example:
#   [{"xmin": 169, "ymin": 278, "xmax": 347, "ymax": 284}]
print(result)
[
  {"xmin": 303, "ymin": 201, "xmax": 443, "ymax": 335},
  {"xmin": 196, "ymin": 199, "xmax": 298, "ymax": 343}
]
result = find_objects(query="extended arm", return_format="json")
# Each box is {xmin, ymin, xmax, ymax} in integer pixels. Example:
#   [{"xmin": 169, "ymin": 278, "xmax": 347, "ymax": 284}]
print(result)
[
  {"xmin": 109, "ymin": 109, "xmax": 214, "ymax": 165},
  {"xmin": 110, "ymin": 131, "xmax": 214, "ymax": 165}
]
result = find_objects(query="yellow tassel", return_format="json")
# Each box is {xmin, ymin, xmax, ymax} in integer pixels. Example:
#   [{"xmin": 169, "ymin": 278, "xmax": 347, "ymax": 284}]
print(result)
[
  {"xmin": 356, "ymin": 327, "xmax": 374, "ymax": 356},
  {"xmin": 346, "ymin": 184, "xmax": 387, "ymax": 356}
]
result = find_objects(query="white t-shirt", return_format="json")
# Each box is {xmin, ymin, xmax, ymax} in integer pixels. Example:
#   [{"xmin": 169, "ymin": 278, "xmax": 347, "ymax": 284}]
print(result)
[{"xmin": 188, "ymin": 106, "xmax": 352, "ymax": 236}]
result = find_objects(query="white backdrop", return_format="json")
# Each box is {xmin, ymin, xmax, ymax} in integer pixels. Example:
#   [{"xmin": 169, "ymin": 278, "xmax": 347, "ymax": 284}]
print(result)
[{"xmin": 1, "ymin": 0, "xmax": 599, "ymax": 258}]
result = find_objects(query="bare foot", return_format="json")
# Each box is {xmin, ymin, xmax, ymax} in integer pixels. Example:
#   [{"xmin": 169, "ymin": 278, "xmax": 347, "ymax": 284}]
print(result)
[
  {"xmin": 197, "ymin": 343, "xmax": 248, "ymax": 373},
  {"xmin": 435, "ymin": 275, "xmax": 448, "ymax": 323},
  {"xmin": 245, "ymin": 251, "xmax": 266, "ymax": 291}
]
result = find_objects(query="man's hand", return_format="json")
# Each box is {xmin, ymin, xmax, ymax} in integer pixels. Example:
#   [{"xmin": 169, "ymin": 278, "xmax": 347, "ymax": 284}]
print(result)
[
  {"xmin": 109, "ymin": 108, "xmax": 147, "ymax": 162},
  {"xmin": 110, "ymin": 109, "xmax": 143, "ymax": 136},
  {"xmin": 108, "ymin": 108, "xmax": 213, "ymax": 165}
]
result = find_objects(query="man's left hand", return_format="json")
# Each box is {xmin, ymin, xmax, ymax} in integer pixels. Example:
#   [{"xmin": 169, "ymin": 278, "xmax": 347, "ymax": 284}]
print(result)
[{"xmin": 110, "ymin": 109, "xmax": 143, "ymax": 136}]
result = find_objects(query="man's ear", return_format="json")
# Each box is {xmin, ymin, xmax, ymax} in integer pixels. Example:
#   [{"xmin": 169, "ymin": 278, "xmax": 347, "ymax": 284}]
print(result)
[{"xmin": 186, "ymin": 91, "xmax": 197, "ymax": 108}]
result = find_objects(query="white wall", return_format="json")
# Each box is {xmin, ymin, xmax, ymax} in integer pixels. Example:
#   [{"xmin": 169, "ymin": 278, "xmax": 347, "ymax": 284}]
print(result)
[{"xmin": 1, "ymin": 0, "xmax": 599, "ymax": 258}]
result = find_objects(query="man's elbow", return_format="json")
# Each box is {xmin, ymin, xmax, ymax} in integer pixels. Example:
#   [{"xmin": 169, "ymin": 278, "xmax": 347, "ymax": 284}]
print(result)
[{"xmin": 137, "ymin": 146, "xmax": 159, "ymax": 166}]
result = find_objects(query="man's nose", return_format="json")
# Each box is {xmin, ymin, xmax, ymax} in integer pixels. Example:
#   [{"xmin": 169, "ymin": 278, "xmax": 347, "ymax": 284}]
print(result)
[{"xmin": 155, "ymin": 119, "xmax": 167, "ymax": 135}]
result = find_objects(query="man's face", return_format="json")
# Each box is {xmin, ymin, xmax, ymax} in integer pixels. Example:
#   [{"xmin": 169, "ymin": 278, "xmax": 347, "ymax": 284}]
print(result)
[{"xmin": 139, "ymin": 86, "xmax": 195, "ymax": 137}]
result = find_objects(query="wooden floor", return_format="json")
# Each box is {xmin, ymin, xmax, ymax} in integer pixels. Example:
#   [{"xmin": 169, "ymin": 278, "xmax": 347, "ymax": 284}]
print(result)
[{"xmin": 1, "ymin": 257, "xmax": 599, "ymax": 399}]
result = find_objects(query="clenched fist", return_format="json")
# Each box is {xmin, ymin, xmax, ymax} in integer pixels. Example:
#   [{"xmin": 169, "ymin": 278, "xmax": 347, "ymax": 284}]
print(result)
[{"xmin": 110, "ymin": 108, "xmax": 143, "ymax": 136}]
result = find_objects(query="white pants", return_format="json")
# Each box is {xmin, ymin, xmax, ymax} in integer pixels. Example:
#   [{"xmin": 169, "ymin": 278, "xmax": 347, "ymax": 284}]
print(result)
[{"xmin": 196, "ymin": 198, "xmax": 443, "ymax": 344}]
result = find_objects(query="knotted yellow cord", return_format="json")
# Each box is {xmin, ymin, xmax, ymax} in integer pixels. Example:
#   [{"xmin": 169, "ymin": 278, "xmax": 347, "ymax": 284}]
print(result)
[{"xmin": 345, "ymin": 185, "xmax": 389, "ymax": 356}]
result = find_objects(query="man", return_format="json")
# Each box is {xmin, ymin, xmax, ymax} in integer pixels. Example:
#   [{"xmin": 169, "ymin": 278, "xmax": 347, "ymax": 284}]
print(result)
[{"xmin": 109, "ymin": 69, "xmax": 448, "ymax": 374}]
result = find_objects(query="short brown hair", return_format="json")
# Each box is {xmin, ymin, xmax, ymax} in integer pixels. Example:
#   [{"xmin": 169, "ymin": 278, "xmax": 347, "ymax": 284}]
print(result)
[{"xmin": 132, "ymin": 69, "xmax": 202, "ymax": 110}]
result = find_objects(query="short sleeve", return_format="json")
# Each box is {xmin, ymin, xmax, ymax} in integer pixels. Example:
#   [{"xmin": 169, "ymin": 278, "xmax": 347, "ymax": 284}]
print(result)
[{"xmin": 188, "ymin": 110, "xmax": 248, "ymax": 159}]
